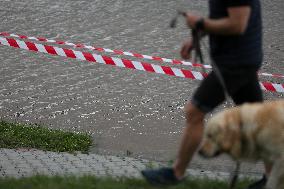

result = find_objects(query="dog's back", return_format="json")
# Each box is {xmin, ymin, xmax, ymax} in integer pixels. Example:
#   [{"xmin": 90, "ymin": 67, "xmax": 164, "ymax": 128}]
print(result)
[{"xmin": 240, "ymin": 100, "xmax": 284, "ymax": 161}]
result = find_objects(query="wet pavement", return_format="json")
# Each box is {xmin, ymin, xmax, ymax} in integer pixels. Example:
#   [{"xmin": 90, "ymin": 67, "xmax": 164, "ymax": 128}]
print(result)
[{"xmin": 0, "ymin": 0, "xmax": 283, "ymax": 177}]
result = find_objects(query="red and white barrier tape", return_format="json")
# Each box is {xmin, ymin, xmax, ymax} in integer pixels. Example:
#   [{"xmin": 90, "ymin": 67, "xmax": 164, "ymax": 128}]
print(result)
[
  {"xmin": 1, "ymin": 32, "xmax": 283, "ymax": 79},
  {"xmin": 0, "ymin": 36, "xmax": 283, "ymax": 93}
]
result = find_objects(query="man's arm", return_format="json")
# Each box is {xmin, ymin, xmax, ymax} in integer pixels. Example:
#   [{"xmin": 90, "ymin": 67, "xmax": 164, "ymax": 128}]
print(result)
[{"xmin": 187, "ymin": 6, "xmax": 251, "ymax": 35}]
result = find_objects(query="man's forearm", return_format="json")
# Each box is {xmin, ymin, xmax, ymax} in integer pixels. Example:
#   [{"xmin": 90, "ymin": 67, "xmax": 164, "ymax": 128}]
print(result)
[
  {"xmin": 187, "ymin": 6, "xmax": 251, "ymax": 36},
  {"xmin": 203, "ymin": 17, "xmax": 245, "ymax": 35}
]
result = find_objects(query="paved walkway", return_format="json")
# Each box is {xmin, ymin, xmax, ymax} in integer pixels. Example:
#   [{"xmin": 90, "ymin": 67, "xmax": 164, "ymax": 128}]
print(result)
[{"xmin": 0, "ymin": 148, "xmax": 263, "ymax": 181}]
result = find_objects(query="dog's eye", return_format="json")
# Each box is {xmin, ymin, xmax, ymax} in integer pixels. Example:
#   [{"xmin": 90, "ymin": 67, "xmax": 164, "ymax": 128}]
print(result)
[{"xmin": 207, "ymin": 134, "xmax": 213, "ymax": 139}]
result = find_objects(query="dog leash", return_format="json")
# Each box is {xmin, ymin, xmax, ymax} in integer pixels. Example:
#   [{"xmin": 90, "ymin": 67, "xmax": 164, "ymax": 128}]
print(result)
[
  {"xmin": 193, "ymin": 28, "xmax": 240, "ymax": 189},
  {"xmin": 170, "ymin": 11, "xmax": 240, "ymax": 189},
  {"xmin": 192, "ymin": 24, "xmax": 241, "ymax": 189}
]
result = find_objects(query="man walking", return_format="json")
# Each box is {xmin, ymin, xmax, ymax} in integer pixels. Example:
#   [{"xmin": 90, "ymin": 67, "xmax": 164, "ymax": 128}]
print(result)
[{"xmin": 142, "ymin": 0, "xmax": 270, "ymax": 188}]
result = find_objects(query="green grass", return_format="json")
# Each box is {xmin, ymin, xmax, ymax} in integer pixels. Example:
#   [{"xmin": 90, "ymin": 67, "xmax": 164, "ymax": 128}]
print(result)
[
  {"xmin": 0, "ymin": 120, "xmax": 254, "ymax": 189},
  {"xmin": 0, "ymin": 120, "xmax": 92, "ymax": 153},
  {"xmin": 0, "ymin": 175, "xmax": 253, "ymax": 189}
]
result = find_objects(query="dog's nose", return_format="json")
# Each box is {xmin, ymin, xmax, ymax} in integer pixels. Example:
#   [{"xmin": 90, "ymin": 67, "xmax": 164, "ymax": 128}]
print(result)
[{"xmin": 198, "ymin": 149, "xmax": 206, "ymax": 157}]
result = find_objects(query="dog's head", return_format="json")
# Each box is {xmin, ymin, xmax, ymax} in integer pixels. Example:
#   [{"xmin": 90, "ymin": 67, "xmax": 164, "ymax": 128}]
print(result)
[{"xmin": 199, "ymin": 107, "xmax": 243, "ymax": 159}]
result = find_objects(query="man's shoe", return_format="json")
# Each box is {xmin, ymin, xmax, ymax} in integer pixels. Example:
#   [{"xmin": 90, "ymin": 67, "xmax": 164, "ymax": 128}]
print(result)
[
  {"xmin": 246, "ymin": 175, "xmax": 267, "ymax": 189},
  {"xmin": 141, "ymin": 167, "xmax": 183, "ymax": 186}
]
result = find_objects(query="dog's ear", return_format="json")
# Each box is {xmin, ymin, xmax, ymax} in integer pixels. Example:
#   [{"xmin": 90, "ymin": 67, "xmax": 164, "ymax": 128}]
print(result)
[{"xmin": 219, "ymin": 108, "xmax": 242, "ymax": 158}]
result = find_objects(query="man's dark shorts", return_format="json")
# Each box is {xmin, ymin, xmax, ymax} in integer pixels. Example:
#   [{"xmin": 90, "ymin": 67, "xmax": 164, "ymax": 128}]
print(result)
[{"xmin": 191, "ymin": 66, "xmax": 263, "ymax": 113}]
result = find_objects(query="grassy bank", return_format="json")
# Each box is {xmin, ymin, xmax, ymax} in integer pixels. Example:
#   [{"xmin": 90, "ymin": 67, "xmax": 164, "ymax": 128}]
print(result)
[
  {"xmin": 0, "ymin": 120, "xmax": 92, "ymax": 153},
  {"xmin": 0, "ymin": 120, "xmax": 254, "ymax": 189},
  {"xmin": 0, "ymin": 175, "xmax": 252, "ymax": 189}
]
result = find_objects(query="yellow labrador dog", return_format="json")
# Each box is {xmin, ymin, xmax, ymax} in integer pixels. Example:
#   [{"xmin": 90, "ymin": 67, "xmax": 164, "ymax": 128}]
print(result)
[{"xmin": 199, "ymin": 100, "xmax": 284, "ymax": 189}]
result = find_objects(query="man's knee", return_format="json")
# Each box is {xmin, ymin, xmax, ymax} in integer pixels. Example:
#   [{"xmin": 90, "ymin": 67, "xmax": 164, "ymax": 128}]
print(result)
[{"xmin": 184, "ymin": 102, "xmax": 205, "ymax": 125}]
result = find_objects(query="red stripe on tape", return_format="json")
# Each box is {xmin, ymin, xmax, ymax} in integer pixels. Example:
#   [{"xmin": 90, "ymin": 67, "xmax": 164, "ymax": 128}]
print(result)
[
  {"xmin": 7, "ymin": 38, "xmax": 19, "ymax": 48},
  {"xmin": 113, "ymin": 49, "xmax": 124, "ymax": 55},
  {"xmin": 173, "ymin": 59, "xmax": 182, "ymax": 64},
  {"xmin": 102, "ymin": 56, "xmax": 116, "ymax": 65},
  {"xmin": 262, "ymin": 82, "xmax": 276, "ymax": 92},
  {"xmin": 142, "ymin": 63, "xmax": 155, "ymax": 73},
  {"xmin": 192, "ymin": 63, "xmax": 204, "ymax": 68},
  {"xmin": 152, "ymin": 56, "xmax": 163, "ymax": 61},
  {"xmin": 44, "ymin": 45, "xmax": 57, "ymax": 55},
  {"xmin": 76, "ymin": 44, "xmax": 84, "ymax": 48},
  {"xmin": 83, "ymin": 52, "xmax": 95, "ymax": 62},
  {"xmin": 162, "ymin": 66, "xmax": 175, "ymax": 76},
  {"xmin": 94, "ymin": 47, "xmax": 104, "ymax": 52},
  {"xmin": 63, "ymin": 49, "xmax": 76, "ymax": 58},
  {"xmin": 122, "ymin": 59, "xmax": 135, "ymax": 69},
  {"xmin": 37, "ymin": 37, "xmax": 47, "ymax": 42},
  {"xmin": 57, "ymin": 41, "xmax": 65, "ymax": 45},
  {"xmin": 25, "ymin": 41, "xmax": 38, "ymax": 51},
  {"xmin": 133, "ymin": 53, "xmax": 144, "ymax": 58},
  {"xmin": 19, "ymin": 35, "xmax": 28, "ymax": 39},
  {"xmin": 182, "ymin": 70, "xmax": 195, "ymax": 79}
]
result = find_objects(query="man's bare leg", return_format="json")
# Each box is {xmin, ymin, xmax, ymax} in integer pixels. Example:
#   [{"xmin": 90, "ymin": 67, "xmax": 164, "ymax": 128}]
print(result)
[
  {"xmin": 173, "ymin": 102, "xmax": 205, "ymax": 179},
  {"xmin": 141, "ymin": 102, "xmax": 205, "ymax": 185}
]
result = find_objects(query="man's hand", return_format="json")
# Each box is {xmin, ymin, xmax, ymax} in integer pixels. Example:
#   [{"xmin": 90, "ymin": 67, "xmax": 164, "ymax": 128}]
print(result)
[
  {"xmin": 185, "ymin": 12, "xmax": 201, "ymax": 29},
  {"xmin": 180, "ymin": 39, "xmax": 193, "ymax": 60}
]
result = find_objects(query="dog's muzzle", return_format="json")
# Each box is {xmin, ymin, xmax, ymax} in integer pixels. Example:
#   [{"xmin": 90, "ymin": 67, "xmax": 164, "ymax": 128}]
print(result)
[{"xmin": 198, "ymin": 149, "xmax": 221, "ymax": 158}]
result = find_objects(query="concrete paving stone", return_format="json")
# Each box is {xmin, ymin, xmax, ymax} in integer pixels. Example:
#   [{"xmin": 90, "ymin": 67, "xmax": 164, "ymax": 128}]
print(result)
[
  {"xmin": 44, "ymin": 163, "xmax": 61, "ymax": 169},
  {"xmin": 2, "ymin": 167, "xmax": 20, "ymax": 172},
  {"xmin": 65, "ymin": 168, "xmax": 83, "ymax": 175},
  {"xmin": 3, "ymin": 170, "xmax": 21, "ymax": 177},
  {"xmin": 0, "ymin": 154, "xmax": 7, "ymax": 160},
  {"xmin": 15, "ymin": 164, "xmax": 32, "ymax": 169},
  {"xmin": 81, "ymin": 159, "xmax": 97, "ymax": 165},
  {"xmin": 124, "ymin": 172, "xmax": 141, "ymax": 178},
  {"xmin": 30, "ymin": 165, "xmax": 45, "ymax": 170},
  {"xmin": 78, "ymin": 166, "xmax": 93, "ymax": 172},
  {"xmin": 20, "ymin": 153, "xmax": 36, "ymax": 158},
  {"xmin": 23, "ymin": 157, "xmax": 38, "ymax": 162},
  {"xmin": 44, "ymin": 160, "xmax": 62, "ymax": 166},
  {"xmin": 87, "ymin": 154, "xmax": 101, "ymax": 159},
  {"xmin": 0, "ymin": 153, "xmax": 8, "ymax": 158},
  {"xmin": 70, "ymin": 160, "xmax": 85, "ymax": 166},
  {"xmin": 34, "ymin": 155, "xmax": 51, "ymax": 160},
  {"xmin": 0, "ymin": 161, "xmax": 14, "ymax": 168},
  {"xmin": 103, "ymin": 155, "xmax": 119, "ymax": 161},
  {"xmin": 131, "ymin": 165, "xmax": 146, "ymax": 170},
  {"xmin": 95, "ymin": 172, "xmax": 107, "ymax": 177},
  {"xmin": 90, "ymin": 165, "xmax": 105, "ymax": 171},
  {"xmin": 75, "ymin": 153, "xmax": 90, "ymax": 159},
  {"xmin": 36, "ymin": 167, "xmax": 52, "ymax": 174},
  {"xmin": 65, "ymin": 156, "xmax": 81, "ymax": 162},
  {"xmin": 27, "ymin": 159, "xmax": 44, "ymax": 165},
  {"xmin": 111, "ymin": 171, "xmax": 127, "ymax": 177},
  {"xmin": 60, "ymin": 161, "xmax": 74, "ymax": 166},
  {"xmin": 47, "ymin": 153, "xmax": 64, "ymax": 159},
  {"xmin": 33, "ymin": 151, "xmax": 49, "ymax": 156},
  {"xmin": 53, "ymin": 157, "xmax": 69, "ymax": 163},
  {"xmin": 59, "ymin": 163, "xmax": 74, "ymax": 168},
  {"xmin": 124, "ymin": 167, "xmax": 140, "ymax": 174},
  {"xmin": 112, "ymin": 161, "xmax": 131, "ymax": 167},
  {"xmin": 6, "ymin": 153, "xmax": 23, "ymax": 159},
  {"xmin": 101, "ymin": 162, "xmax": 118, "ymax": 168},
  {"xmin": 92, "ymin": 155, "xmax": 112, "ymax": 161},
  {"xmin": 0, "ymin": 149, "xmax": 14, "ymax": 154},
  {"xmin": 18, "ymin": 169, "xmax": 33, "ymax": 175}
]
